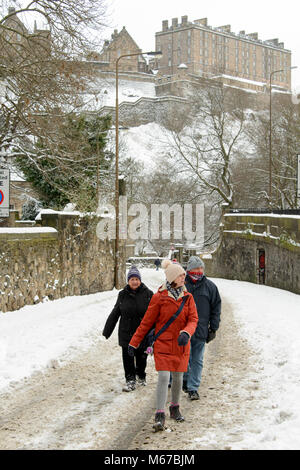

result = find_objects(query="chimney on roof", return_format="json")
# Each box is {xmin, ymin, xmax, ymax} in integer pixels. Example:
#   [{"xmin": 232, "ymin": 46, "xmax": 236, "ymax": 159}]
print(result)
[
  {"xmin": 194, "ymin": 18, "xmax": 208, "ymax": 26},
  {"xmin": 162, "ymin": 20, "xmax": 168, "ymax": 31},
  {"xmin": 267, "ymin": 38, "xmax": 279, "ymax": 46},
  {"xmin": 111, "ymin": 29, "xmax": 118, "ymax": 39},
  {"xmin": 172, "ymin": 18, "xmax": 178, "ymax": 28},
  {"xmin": 218, "ymin": 25, "xmax": 231, "ymax": 32},
  {"xmin": 198, "ymin": 18, "xmax": 208, "ymax": 26},
  {"xmin": 181, "ymin": 15, "xmax": 188, "ymax": 26},
  {"xmin": 239, "ymin": 30, "xmax": 245, "ymax": 35},
  {"xmin": 247, "ymin": 33, "xmax": 258, "ymax": 40},
  {"xmin": 8, "ymin": 7, "xmax": 16, "ymax": 14}
]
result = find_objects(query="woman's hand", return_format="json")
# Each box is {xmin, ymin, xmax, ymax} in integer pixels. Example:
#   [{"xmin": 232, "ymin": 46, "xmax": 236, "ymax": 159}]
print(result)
[
  {"xmin": 177, "ymin": 331, "xmax": 190, "ymax": 346},
  {"xmin": 128, "ymin": 345, "xmax": 136, "ymax": 356}
]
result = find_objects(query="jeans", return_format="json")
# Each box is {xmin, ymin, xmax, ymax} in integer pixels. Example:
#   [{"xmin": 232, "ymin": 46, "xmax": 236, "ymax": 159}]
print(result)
[
  {"xmin": 183, "ymin": 337, "xmax": 206, "ymax": 391},
  {"xmin": 122, "ymin": 346, "xmax": 147, "ymax": 381}
]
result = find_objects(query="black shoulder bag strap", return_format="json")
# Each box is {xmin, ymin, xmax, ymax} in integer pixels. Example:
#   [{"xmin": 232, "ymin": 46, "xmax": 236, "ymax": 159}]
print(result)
[{"xmin": 153, "ymin": 295, "xmax": 188, "ymax": 342}]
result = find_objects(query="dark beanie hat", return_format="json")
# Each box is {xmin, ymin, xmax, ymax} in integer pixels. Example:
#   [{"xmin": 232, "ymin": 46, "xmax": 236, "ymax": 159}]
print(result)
[{"xmin": 127, "ymin": 265, "xmax": 141, "ymax": 282}]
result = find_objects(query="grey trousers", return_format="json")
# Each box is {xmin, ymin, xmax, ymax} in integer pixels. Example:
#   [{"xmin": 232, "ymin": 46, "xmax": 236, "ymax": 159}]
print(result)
[{"xmin": 156, "ymin": 371, "xmax": 183, "ymax": 411}]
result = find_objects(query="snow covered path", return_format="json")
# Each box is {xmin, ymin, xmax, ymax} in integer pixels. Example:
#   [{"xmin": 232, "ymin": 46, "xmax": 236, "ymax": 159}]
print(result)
[
  {"xmin": 0, "ymin": 295, "xmax": 251, "ymax": 450},
  {"xmin": 0, "ymin": 328, "xmax": 158, "ymax": 450},
  {"xmin": 1, "ymin": 269, "xmax": 300, "ymax": 450}
]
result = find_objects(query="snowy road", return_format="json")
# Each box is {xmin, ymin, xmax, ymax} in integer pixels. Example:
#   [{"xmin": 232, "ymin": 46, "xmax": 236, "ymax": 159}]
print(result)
[
  {"xmin": 0, "ymin": 295, "xmax": 254, "ymax": 450},
  {"xmin": 1, "ymin": 269, "xmax": 300, "ymax": 449}
]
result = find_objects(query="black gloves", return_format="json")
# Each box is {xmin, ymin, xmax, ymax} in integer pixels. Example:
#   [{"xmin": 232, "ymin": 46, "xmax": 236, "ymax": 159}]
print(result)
[
  {"xmin": 178, "ymin": 331, "xmax": 190, "ymax": 346},
  {"xmin": 128, "ymin": 345, "xmax": 135, "ymax": 357},
  {"xmin": 206, "ymin": 328, "xmax": 216, "ymax": 343}
]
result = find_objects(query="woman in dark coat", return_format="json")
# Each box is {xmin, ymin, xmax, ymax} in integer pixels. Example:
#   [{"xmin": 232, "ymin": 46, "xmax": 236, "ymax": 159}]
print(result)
[{"xmin": 102, "ymin": 266, "xmax": 153, "ymax": 392}]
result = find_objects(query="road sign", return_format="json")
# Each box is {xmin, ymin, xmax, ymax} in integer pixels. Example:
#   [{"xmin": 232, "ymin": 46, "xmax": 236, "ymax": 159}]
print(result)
[{"xmin": 0, "ymin": 169, "xmax": 10, "ymax": 217}]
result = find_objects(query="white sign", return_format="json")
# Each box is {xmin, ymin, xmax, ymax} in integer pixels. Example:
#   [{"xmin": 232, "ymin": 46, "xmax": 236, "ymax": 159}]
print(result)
[
  {"xmin": 0, "ymin": 169, "xmax": 10, "ymax": 217},
  {"xmin": 298, "ymin": 155, "xmax": 300, "ymax": 199}
]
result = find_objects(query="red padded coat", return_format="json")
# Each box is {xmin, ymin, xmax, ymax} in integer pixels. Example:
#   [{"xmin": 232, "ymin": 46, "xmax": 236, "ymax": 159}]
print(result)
[{"xmin": 129, "ymin": 286, "xmax": 198, "ymax": 372}]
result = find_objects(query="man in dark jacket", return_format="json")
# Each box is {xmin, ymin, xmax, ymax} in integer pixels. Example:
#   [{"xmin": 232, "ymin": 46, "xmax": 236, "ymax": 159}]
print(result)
[
  {"xmin": 103, "ymin": 266, "xmax": 153, "ymax": 392},
  {"xmin": 183, "ymin": 256, "xmax": 221, "ymax": 400},
  {"xmin": 154, "ymin": 258, "xmax": 161, "ymax": 271}
]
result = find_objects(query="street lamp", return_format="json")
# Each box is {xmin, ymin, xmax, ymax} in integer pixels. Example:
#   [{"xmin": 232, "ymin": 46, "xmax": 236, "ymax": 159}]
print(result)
[
  {"xmin": 114, "ymin": 50, "xmax": 162, "ymax": 288},
  {"xmin": 269, "ymin": 66, "xmax": 297, "ymax": 202}
]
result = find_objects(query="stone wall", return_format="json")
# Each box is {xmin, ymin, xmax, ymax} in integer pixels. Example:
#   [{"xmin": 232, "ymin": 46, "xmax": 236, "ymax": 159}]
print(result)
[
  {"xmin": 204, "ymin": 213, "xmax": 300, "ymax": 295},
  {"xmin": 0, "ymin": 212, "xmax": 125, "ymax": 313},
  {"xmin": 99, "ymin": 95, "xmax": 191, "ymax": 129}
]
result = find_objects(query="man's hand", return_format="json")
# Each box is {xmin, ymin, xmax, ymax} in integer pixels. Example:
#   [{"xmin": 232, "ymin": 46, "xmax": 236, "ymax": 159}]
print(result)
[{"xmin": 206, "ymin": 328, "xmax": 216, "ymax": 343}]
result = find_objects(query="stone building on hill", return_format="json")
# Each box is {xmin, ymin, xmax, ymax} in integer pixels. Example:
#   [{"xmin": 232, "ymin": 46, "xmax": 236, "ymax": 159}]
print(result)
[
  {"xmin": 0, "ymin": 6, "xmax": 51, "ymax": 58},
  {"xmin": 96, "ymin": 26, "xmax": 151, "ymax": 74},
  {"xmin": 155, "ymin": 15, "xmax": 292, "ymax": 92}
]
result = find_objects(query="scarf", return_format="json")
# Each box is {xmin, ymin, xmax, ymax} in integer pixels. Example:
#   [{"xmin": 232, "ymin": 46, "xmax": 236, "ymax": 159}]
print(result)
[
  {"xmin": 187, "ymin": 271, "xmax": 204, "ymax": 284},
  {"xmin": 166, "ymin": 281, "xmax": 184, "ymax": 301}
]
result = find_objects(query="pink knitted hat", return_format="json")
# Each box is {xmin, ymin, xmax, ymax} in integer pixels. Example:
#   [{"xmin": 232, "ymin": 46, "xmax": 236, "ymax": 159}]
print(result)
[{"xmin": 161, "ymin": 259, "xmax": 185, "ymax": 284}]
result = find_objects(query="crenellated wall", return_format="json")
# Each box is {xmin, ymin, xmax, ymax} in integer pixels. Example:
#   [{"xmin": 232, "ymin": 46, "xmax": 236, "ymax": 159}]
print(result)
[
  {"xmin": 0, "ymin": 212, "xmax": 125, "ymax": 313},
  {"xmin": 204, "ymin": 213, "xmax": 300, "ymax": 295}
]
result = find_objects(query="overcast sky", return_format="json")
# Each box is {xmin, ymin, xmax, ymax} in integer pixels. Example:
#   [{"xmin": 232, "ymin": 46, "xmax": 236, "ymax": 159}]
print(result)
[{"xmin": 107, "ymin": 0, "xmax": 300, "ymax": 91}]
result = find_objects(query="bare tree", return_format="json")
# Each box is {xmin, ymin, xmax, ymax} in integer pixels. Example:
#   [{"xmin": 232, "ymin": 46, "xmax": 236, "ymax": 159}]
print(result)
[
  {"xmin": 246, "ymin": 94, "xmax": 300, "ymax": 209},
  {"xmin": 165, "ymin": 85, "xmax": 249, "ymax": 246},
  {"xmin": 0, "ymin": 1, "xmax": 109, "ymax": 206}
]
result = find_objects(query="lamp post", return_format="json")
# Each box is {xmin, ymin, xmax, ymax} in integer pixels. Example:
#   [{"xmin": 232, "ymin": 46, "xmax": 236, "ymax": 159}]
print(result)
[
  {"xmin": 269, "ymin": 66, "xmax": 297, "ymax": 203},
  {"xmin": 114, "ymin": 50, "xmax": 162, "ymax": 288}
]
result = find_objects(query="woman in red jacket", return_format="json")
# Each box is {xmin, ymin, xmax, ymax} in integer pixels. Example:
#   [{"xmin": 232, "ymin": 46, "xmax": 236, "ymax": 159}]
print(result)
[{"xmin": 129, "ymin": 259, "xmax": 198, "ymax": 432}]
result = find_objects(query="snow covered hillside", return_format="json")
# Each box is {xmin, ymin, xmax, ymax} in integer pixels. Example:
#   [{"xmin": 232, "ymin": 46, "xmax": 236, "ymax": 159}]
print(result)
[
  {"xmin": 120, "ymin": 122, "xmax": 172, "ymax": 169},
  {"xmin": 83, "ymin": 76, "xmax": 156, "ymax": 110},
  {"xmin": 0, "ymin": 268, "xmax": 300, "ymax": 449}
]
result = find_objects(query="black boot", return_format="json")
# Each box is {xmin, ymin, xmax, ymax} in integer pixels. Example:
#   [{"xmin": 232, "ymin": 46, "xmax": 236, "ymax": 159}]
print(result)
[
  {"xmin": 182, "ymin": 380, "xmax": 188, "ymax": 393},
  {"xmin": 169, "ymin": 404, "xmax": 185, "ymax": 422},
  {"xmin": 153, "ymin": 411, "xmax": 165, "ymax": 432},
  {"xmin": 188, "ymin": 390, "xmax": 199, "ymax": 400}
]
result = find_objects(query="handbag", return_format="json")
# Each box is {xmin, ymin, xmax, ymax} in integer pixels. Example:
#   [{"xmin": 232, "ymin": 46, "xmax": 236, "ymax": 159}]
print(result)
[{"xmin": 142, "ymin": 296, "xmax": 188, "ymax": 355}]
